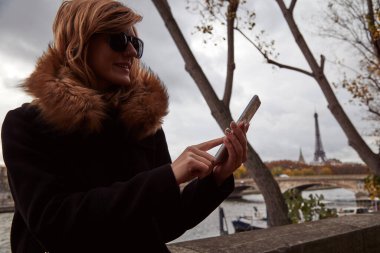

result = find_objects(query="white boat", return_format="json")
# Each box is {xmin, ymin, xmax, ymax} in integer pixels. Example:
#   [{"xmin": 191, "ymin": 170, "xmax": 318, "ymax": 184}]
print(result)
[{"xmin": 337, "ymin": 207, "xmax": 369, "ymax": 217}]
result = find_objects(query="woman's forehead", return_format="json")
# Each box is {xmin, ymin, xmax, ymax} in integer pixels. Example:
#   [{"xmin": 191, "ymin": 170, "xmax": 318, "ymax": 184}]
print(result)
[
  {"xmin": 124, "ymin": 27, "xmax": 134, "ymax": 35},
  {"xmin": 105, "ymin": 26, "xmax": 135, "ymax": 35}
]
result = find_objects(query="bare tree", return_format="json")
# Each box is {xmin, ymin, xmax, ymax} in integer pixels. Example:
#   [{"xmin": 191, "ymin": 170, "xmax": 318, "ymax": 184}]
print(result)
[
  {"xmin": 319, "ymin": 0, "xmax": 380, "ymax": 144},
  {"xmin": 273, "ymin": 0, "xmax": 380, "ymax": 174},
  {"xmin": 182, "ymin": 0, "xmax": 380, "ymax": 174},
  {"xmin": 152, "ymin": 0, "xmax": 290, "ymax": 227}
]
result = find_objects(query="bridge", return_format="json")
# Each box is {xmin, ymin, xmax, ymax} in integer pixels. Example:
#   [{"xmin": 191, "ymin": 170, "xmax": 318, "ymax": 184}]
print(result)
[{"xmin": 236, "ymin": 174, "xmax": 368, "ymax": 197}]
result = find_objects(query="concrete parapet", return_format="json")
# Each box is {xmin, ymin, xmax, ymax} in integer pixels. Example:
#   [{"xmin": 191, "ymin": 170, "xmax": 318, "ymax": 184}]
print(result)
[{"xmin": 168, "ymin": 212, "xmax": 380, "ymax": 253}]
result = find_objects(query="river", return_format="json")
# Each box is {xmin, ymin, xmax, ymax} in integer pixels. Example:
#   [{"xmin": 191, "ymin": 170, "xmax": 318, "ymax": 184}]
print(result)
[
  {"xmin": 171, "ymin": 187, "xmax": 359, "ymax": 243},
  {"xmin": 0, "ymin": 188, "xmax": 360, "ymax": 252}
]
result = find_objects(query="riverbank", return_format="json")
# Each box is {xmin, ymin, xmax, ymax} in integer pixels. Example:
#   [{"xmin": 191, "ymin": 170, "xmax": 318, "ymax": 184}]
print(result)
[{"xmin": 0, "ymin": 187, "xmax": 363, "ymax": 252}]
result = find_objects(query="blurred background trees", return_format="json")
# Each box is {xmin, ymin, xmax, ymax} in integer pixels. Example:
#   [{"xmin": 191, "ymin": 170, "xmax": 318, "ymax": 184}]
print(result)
[
  {"xmin": 320, "ymin": 0, "xmax": 380, "ymax": 146},
  {"xmin": 184, "ymin": 0, "xmax": 380, "ymax": 174}
]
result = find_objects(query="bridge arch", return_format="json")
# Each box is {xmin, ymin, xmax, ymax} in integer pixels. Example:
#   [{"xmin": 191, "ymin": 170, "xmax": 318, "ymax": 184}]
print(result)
[
  {"xmin": 237, "ymin": 175, "xmax": 368, "ymax": 198},
  {"xmin": 275, "ymin": 175, "xmax": 367, "ymax": 196},
  {"xmin": 280, "ymin": 182, "xmax": 357, "ymax": 194}
]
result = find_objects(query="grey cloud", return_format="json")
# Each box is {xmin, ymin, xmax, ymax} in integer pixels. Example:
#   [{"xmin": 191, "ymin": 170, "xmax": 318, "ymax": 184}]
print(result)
[
  {"xmin": 0, "ymin": 0, "xmax": 58, "ymax": 69},
  {"xmin": 0, "ymin": 0, "xmax": 374, "ymax": 164}
]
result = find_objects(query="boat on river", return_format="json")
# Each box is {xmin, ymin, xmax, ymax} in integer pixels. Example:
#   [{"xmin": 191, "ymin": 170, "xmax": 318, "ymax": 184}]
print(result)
[
  {"xmin": 232, "ymin": 216, "xmax": 266, "ymax": 232},
  {"xmin": 337, "ymin": 206, "xmax": 369, "ymax": 217},
  {"xmin": 231, "ymin": 206, "xmax": 267, "ymax": 233}
]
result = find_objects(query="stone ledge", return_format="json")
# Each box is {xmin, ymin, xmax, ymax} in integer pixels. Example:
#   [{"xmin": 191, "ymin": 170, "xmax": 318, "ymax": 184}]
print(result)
[{"xmin": 168, "ymin": 212, "xmax": 380, "ymax": 253}]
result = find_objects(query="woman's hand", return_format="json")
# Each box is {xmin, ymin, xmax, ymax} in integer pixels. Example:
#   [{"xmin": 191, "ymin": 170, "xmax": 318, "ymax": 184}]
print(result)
[
  {"xmin": 171, "ymin": 138, "xmax": 223, "ymax": 185},
  {"xmin": 213, "ymin": 121, "xmax": 249, "ymax": 186}
]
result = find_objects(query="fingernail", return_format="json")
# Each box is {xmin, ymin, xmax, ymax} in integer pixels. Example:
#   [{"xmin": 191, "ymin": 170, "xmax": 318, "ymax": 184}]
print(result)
[
  {"xmin": 230, "ymin": 121, "xmax": 237, "ymax": 129},
  {"xmin": 225, "ymin": 128, "xmax": 232, "ymax": 135}
]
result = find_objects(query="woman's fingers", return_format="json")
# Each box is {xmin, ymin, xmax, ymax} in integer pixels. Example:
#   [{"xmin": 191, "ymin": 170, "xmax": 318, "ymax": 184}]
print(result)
[
  {"xmin": 187, "ymin": 156, "xmax": 212, "ymax": 175},
  {"xmin": 194, "ymin": 137, "xmax": 224, "ymax": 151},
  {"xmin": 186, "ymin": 146, "xmax": 215, "ymax": 165},
  {"xmin": 172, "ymin": 139, "xmax": 223, "ymax": 184},
  {"xmin": 172, "ymin": 124, "xmax": 249, "ymax": 185},
  {"xmin": 239, "ymin": 121, "xmax": 249, "ymax": 162},
  {"xmin": 212, "ymin": 121, "xmax": 250, "ymax": 185},
  {"xmin": 231, "ymin": 121, "xmax": 247, "ymax": 148},
  {"xmin": 235, "ymin": 121, "xmax": 248, "ymax": 162},
  {"xmin": 229, "ymin": 125, "xmax": 244, "ymax": 157},
  {"xmin": 222, "ymin": 121, "xmax": 248, "ymax": 169}
]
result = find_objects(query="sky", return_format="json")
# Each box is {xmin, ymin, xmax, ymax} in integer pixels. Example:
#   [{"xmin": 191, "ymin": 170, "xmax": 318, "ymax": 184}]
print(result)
[{"xmin": 0, "ymin": 0, "xmax": 377, "ymax": 166}]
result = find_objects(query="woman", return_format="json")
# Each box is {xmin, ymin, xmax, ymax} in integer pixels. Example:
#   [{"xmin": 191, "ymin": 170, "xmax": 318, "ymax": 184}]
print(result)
[{"xmin": 1, "ymin": 0, "xmax": 248, "ymax": 252}]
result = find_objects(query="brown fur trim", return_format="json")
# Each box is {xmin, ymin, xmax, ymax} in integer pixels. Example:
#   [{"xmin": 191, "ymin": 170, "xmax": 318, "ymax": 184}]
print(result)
[
  {"xmin": 119, "ymin": 65, "xmax": 169, "ymax": 139},
  {"xmin": 23, "ymin": 47, "xmax": 169, "ymax": 139}
]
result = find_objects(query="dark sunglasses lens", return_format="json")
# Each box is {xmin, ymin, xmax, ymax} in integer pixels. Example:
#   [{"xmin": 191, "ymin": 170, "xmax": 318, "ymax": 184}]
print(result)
[
  {"xmin": 130, "ymin": 37, "xmax": 144, "ymax": 58},
  {"xmin": 109, "ymin": 34, "xmax": 126, "ymax": 52},
  {"xmin": 109, "ymin": 34, "xmax": 143, "ymax": 58}
]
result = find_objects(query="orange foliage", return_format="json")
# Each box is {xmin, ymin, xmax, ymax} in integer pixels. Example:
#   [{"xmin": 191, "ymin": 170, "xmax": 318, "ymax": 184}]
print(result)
[{"xmin": 265, "ymin": 160, "xmax": 368, "ymax": 176}]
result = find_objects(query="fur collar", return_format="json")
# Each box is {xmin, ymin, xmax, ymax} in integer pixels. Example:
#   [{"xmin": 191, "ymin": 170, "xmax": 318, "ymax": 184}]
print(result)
[{"xmin": 23, "ymin": 47, "xmax": 169, "ymax": 140}]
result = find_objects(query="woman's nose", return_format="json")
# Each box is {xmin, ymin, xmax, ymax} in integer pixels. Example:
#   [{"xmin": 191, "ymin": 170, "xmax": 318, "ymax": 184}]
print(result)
[{"xmin": 122, "ymin": 42, "xmax": 138, "ymax": 58}]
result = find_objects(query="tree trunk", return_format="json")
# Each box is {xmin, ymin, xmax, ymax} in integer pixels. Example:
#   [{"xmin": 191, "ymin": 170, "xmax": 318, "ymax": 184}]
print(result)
[
  {"xmin": 245, "ymin": 143, "xmax": 289, "ymax": 226},
  {"xmin": 152, "ymin": 0, "xmax": 290, "ymax": 226},
  {"xmin": 275, "ymin": 0, "xmax": 380, "ymax": 174}
]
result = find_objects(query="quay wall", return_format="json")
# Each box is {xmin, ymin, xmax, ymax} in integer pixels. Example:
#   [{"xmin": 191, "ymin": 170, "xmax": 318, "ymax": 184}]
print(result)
[
  {"xmin": 0, "ymin": 166, "xmax": 13, "ymax": 212},
  {"xmin": 169, "ymin": 212, "xmax": 380, "ymax": 253}
]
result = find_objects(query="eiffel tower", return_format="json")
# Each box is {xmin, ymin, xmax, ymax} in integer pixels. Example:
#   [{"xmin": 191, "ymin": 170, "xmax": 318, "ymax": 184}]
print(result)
[{"xmin": 314, "ymin": 112, "xmax": 326, "ymax": 162}]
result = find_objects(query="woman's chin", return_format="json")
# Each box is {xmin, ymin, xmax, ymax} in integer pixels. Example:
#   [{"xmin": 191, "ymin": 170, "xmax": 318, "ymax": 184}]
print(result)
[{"xmin": 108, "ymin": 77, "xmax": 132, "ymax": 87}]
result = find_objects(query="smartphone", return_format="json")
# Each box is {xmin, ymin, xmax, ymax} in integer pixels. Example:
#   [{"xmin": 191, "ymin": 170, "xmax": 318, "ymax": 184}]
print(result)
[{"xmin": 214, "ymin": 95, "xmax": 261, "ymax": 164}]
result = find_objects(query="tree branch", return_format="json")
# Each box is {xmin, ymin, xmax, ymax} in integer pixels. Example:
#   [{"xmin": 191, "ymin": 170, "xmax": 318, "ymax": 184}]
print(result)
[
  {"xmin": 223, "ymin": 0, "xmax": 239, "ymax": 107},
  {"xmin": 275, "ymin": 0, "xmax": 380, "ymax": 174},
  {"xmin": 289, "ymin": 0, "xmax": 297, "ymax": 14},
  {"xmin": 369, "ymin": 106, "xmax": 380, "ymax": 117},
  {"xmin": 235, "ymin": 27, "xmax": 313, "ymax": 77},
  {"xmin": 320, "ymin": 54, "xmax": 325, "ymax": 72},
  {"xmin": 266, "ymin": 58, "xmax": 314, "ymax": 76},
  {"xmin": 366, "ymin": 0, "xmax": 380, "ymax": 60},
  {"xmin": 152, "ymin": 0, "xmax": 225, "ymax": 116}
]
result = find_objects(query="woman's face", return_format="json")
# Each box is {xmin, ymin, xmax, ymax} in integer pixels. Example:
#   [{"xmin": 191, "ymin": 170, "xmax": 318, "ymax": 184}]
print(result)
[{"xmin": 87, "ymin": 28, "xmax": 138, "ymax": 88}]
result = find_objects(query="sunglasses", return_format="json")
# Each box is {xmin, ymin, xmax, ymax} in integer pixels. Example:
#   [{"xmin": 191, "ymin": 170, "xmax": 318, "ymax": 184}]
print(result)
[{"xmin": 108, "ymin": 33, "xmax": 144, "ymax": 59}]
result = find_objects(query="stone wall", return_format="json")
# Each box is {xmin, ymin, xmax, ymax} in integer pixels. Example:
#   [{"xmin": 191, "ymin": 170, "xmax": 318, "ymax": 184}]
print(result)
[
  {"xmin": 0, "ymin": 166, "xmax": 13, "ymax": 210},
  {"xmin": 0, "ymin": 166, "xmax": 10, "ymax": 192},
  {"xmin": 168, "ymin": 212, "xmax": 380, "ymax": 253}
]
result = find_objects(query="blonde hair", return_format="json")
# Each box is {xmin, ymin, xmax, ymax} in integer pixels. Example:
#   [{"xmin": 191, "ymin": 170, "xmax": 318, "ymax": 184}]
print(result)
[{"xmin": 52, "ymin": 0, "xmax": 142, "ymax": 88}]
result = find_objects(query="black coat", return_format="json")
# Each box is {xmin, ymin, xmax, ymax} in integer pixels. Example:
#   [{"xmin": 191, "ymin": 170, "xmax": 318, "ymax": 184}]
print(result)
[{"xmin": 2, "ymin": 104, "xmax": 234, "ymax": 253}]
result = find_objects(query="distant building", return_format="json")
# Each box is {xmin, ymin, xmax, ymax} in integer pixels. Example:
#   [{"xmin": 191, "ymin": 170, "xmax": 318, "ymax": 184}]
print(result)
[
  {"xmin": 298, "ymin": 148, "xmax": 306, "ymax": 164},
  {"xmin": 326, "ymin": 158, "xmax": 342, "ymax": 166},
  {"xmin": 313, "ymin": 112, "xmax": 327, "ymax": 163}
]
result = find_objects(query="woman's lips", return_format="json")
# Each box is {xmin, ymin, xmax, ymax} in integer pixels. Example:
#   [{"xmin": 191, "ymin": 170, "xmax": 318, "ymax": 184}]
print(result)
[{"xmin": 114, "ymin": 63, "xmax": 130, "ymax": 71}]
